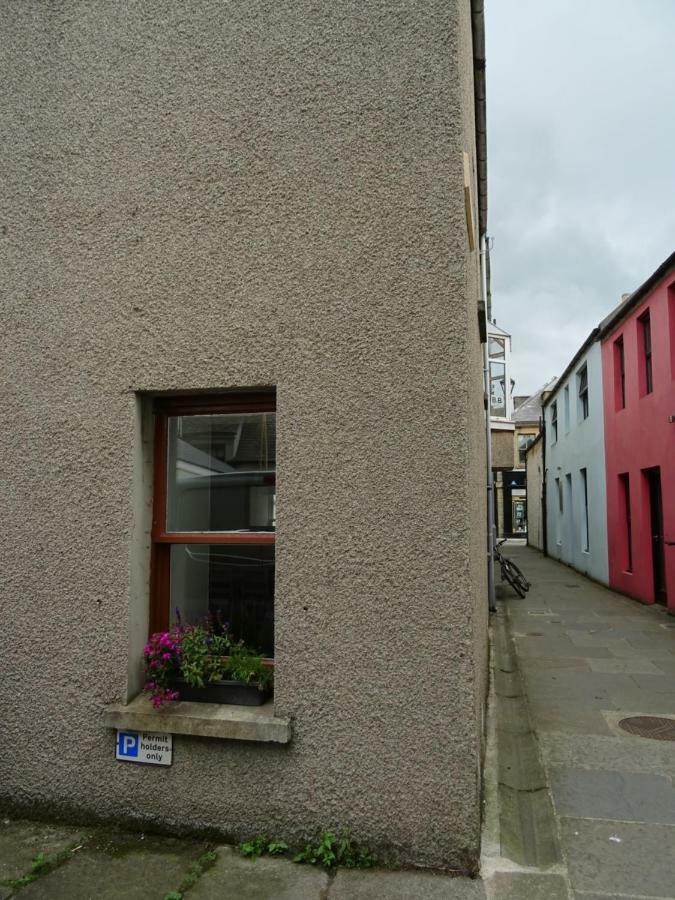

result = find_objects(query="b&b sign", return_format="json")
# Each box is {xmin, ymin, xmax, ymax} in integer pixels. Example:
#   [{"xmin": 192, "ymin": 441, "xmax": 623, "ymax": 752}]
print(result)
[{"xmin": 116, "ymin": 731, "xmax": 173, "ymax": 766}]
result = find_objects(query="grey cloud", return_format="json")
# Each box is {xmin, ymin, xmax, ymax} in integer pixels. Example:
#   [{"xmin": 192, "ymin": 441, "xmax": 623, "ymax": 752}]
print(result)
[{"xmin": 486, "ymin": 0, "xmax": 675, "ymax": 393}]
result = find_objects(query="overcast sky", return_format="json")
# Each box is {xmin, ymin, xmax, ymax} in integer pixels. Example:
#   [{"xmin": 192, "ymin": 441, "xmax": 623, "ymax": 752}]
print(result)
[{"xmin": 486, "ymin": 1, "xmax": 675, "ymax": 395}]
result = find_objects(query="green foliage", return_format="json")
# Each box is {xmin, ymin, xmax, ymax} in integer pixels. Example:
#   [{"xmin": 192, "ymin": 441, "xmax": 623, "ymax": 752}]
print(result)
[
  {"xmin": 180, "ymin": 625, "xmax": 231, "ymax": 688},
  {"xmin": 7, "ymin": 845, "xmax": 80, "ymax": 889},
  {"xmin": 144, "ymin": 618, "xmax": 273, "ymax": 706},
  {"xmin": 293, "ymin": 831, "xmax": 337, "ymax": 867},
  {"xmin": 226, "ymin": 642, "xmax": 273, "ymax": 691},
  {"xmin": 237, "ymin": 830, "xmax": 373, "ymax": 869},
  {"xmin": 293, "ymin": 830, "xmax": 375, "ymax": 869},
  {"xmin": 164, "ymin": 848, "xmax": 218, "ymax": 899},
  {"xmin": 267, "ymin": 840, "xmax": 289, "ymax": 856},
  {"xmin": 238, "ymin": 835, "xmax": 271, "ymax": 861},
  {"xmin": 238, "ymin": 835, "xmax": 289, "ymax": 861}
]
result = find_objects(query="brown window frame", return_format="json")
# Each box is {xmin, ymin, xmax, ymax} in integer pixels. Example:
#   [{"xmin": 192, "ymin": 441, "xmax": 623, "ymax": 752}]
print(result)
[{"xmin": 149, "ymin": 392, "xmax": 276, "ymax": 642}]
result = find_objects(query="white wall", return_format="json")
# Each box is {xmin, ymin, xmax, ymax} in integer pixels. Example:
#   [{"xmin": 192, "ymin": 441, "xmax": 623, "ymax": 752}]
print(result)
[{"xmin": 544, "ymin": 341, "xmax": 609, "ymax": 583}]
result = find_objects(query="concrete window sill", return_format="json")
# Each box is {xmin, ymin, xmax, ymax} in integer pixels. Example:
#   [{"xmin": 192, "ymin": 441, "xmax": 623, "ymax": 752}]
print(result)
[{"xmin": 103, "ymin": 694, "xmax": 291, "ymax": 744}]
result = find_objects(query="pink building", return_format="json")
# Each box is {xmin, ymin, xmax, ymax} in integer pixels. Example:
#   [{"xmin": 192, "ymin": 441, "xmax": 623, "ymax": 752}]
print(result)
[{"xmin": 601, "ymin": 252, "xmax": 675, "ymax": 611}]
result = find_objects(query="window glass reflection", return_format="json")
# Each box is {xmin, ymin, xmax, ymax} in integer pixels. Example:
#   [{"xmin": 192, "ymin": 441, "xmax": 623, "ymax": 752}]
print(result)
[
  {"xmin": 489, "ymin": 337, "xmax": 505, "ymax": 360},
  {"xmin": 490, "ymin": 361, "xmax": 506, "ymax": 417},
  {"xmin": 166, "ymin": 413, "xmax": 276, "ymax": 532},
  {"xmin": 170, "ymin": 544, "xmax": 274, "ymax": 657}
]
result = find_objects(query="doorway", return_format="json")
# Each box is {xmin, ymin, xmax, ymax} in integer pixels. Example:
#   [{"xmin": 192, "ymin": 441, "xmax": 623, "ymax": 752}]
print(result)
[{"xmin": 646, "ymin": 467, "xmax": 667, "ymax": 605}]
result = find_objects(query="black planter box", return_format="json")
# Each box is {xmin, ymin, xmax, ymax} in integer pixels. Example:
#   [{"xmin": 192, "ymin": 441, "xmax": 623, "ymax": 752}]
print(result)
[{"xmin": 171, "ymin": 678, "xmax": 270, "ymax": 706}]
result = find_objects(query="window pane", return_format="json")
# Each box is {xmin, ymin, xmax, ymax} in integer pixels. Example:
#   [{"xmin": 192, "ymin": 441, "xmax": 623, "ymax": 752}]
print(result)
[
  {"xmin": 490, "ymin": 361, "xmax": 506, "ymax": 417},
  {"xmin": 489, "ymin": 337, "xmax": 505, "ymax": 360},
  {"xmin": 170, "ymin": 544, "xmax": 274, "ymax": 657},
  {"xmin": 166, "ymin": 413, "xmax": 276, "ymax": 532}
]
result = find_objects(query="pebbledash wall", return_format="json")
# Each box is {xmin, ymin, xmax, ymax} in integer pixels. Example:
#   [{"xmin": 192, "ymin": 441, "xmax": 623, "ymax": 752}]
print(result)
[
  {"xmin": 0, "ymin": 1, "xmax": 488, "ymax": 868},
  {"xmin": 544, "ymin": 340, "xmax": 609, "ymax": 585}
]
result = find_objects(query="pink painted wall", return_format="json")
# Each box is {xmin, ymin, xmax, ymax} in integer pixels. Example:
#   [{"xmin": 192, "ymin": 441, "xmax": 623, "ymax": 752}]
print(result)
[{"xmin": 601, "ymin": 272, "xmax": 675, "ymax": 610}]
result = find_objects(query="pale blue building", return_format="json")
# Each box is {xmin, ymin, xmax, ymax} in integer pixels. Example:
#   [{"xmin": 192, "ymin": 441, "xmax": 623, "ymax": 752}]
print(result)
[{"xmin": 543, "ymin": 334, "xmax": 609, "ymax": 584}]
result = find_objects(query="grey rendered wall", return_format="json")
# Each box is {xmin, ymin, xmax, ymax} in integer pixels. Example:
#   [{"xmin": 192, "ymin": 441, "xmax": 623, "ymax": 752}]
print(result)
[
  {"xmin": 0, "ymin": 0, "xmax": 486, "ymax": 867},
  {"xmin": 545, "ymin": 343, "xmax": 609, "ymax": 583},
  {"xmin": 526, "ymin": 439, "xmax": 544, "ymax": 551}
]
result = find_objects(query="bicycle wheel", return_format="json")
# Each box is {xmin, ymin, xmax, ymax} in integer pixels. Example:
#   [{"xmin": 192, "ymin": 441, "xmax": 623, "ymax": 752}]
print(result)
[
  {"xmin": 501, "ymin": 559, "xmax": 527, "ymax": 598},
  {"xmin": 506, "ymin": 558, "xmax": 530, "ymax": 593}
]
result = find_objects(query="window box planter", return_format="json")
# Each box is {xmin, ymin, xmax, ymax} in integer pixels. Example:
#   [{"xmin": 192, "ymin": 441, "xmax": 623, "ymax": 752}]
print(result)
[{"xmin": 170, "ymin": 677, "xmax": 271, "ymax": 706}]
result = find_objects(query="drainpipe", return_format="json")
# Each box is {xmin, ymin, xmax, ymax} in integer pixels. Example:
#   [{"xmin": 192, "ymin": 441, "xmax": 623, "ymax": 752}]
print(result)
[
  {"xmin": 481, "ymin": 234, "xmax": 496, "ymax": 612},
  {"xmin": 541, "ymin": 415, "xmax": 548, "ymax": 557}
]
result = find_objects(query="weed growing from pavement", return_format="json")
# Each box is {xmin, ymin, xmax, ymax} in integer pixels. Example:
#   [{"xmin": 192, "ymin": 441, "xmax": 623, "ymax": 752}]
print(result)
[
  {"xmin": 238, "ymin": 835, "xmax": 288, "ymax": 861},
  {"xmin": 163, "ymin": 848, "xmax": 218, "ymax": 900},
  {"xmin": 4, "ymin": 842, "xmax": 83, "ymax": 890},
  {"xmin": 238, "ymin": 829, "xmax": 375, "ymax": 869}
]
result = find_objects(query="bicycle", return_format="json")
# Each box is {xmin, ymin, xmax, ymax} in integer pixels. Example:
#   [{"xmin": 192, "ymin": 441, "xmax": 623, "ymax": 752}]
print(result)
[{"xmin": 494, "ymin": 539, "xmax": 530, "ymax": 598}]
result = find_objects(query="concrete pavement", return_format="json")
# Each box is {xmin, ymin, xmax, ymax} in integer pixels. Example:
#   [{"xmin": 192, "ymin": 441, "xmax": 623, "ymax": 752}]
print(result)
[
  {"xmin": 485, "ymin": 543, "xmax": 675, "ymax": 900},
  {"xmin": 0, "ymin": 819, "xmax": 486, "ymax": 899},
  {"xmin": 3, "ymin": 543, "xmax": 675, "ymax": 898}
]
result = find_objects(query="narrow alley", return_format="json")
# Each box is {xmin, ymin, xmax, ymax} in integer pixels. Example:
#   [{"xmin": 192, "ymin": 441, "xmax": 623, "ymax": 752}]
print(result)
[{"xmin": 484, "ymin": 543, "xmax": 675, "ymax": 900}]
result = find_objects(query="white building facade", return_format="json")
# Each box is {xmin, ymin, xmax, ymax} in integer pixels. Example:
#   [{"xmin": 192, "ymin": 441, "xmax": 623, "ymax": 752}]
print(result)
[{"xmin": 544, "ymin": 337, "xmax": 609, "ymax": 584}]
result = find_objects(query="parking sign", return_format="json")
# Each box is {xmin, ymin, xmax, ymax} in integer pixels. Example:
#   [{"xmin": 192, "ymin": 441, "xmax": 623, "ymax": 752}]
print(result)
[{"xmin": 115, "ymin": 731, "xmax": 172, "ymax": 766}]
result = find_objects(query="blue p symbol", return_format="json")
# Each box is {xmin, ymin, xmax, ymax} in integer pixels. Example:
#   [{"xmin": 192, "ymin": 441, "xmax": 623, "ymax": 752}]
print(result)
[{"xmin": 117, "ymin": 732, "xmax": 139, "ymax": 758}]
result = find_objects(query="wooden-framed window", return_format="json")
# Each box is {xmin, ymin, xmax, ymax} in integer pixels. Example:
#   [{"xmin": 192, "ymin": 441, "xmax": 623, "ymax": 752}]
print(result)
[
  {"xmin": 150, "ymin": 392, "xmax": 276, "ymax": 660},
  {"xmin": 550, "ymin": 401, "xmax": 558, "ymax": 442}
]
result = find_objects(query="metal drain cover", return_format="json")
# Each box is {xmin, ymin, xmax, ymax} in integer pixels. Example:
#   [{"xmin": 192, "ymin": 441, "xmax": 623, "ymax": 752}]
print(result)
[{"xmin": 618, "ymin": 716, "xmax": 675, "ymax": 741}]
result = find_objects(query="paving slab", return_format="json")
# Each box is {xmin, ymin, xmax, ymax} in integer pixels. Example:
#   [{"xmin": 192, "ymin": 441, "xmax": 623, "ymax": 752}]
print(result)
[
  {"xmin": 627, "ymin": 636, "xmax": 675, "ymax": 650},
  {"xmin": 329, "ymin": 867, "xmax": 486, "ymax": 899},
  {"xmin": 190, "ymin": 847, "xmax": 329, "ymax": 900},
  {"xmin": 524, "ymin": 700, "xmax": 614, "ymax": 735},
  {"xmin": 538, "ymin": 731, "xmax": 675, "ymax": 779},
  {"xmin": 586, "ymin": 657, "xmax": 662, "ymax": 674},
  {"xmin": 560, "ymin": 818, "xmax": 675, "ymax": 898},
  {"xmin": 653, "ymin": 657, "xmax": 675, "ymax": 675},
  {"xmin": 606, "ymin": 688, "xmax": 675, "ymax": 713},
  {"xmin": 629, "ymin": 673, "xmax": 675, "ymax": 693},
  {"xmin": 523, "ymin": 670, "xmax": 637, "ymax": 697},
  {"xmin": 519, "ymin": 657, "xmax": 591, "ymax": 671},
  {"xmin": 517, "ymin": 641, "xmax": 614, "ymax": 659},
  {"xmin": 0, "ymin": 819, "xmax": 87, "ymax": 883},
  {"xmin": 549, "ymin": 767, "xmax": 675, "ymax": 824},
  {"xmin": 573, "ymin": 893, "xmax": 668, "ymax": 900},
  {"xmin": 484, "ymin": 872, "xmax": 568, "ymax": 900},
  {"xmin": 18, "ymin": 830, "xmax": 208, "ymax": 900},
  {"xmin": 606, "ymin": 640, "xmax": 673, "ymax": 659}
]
